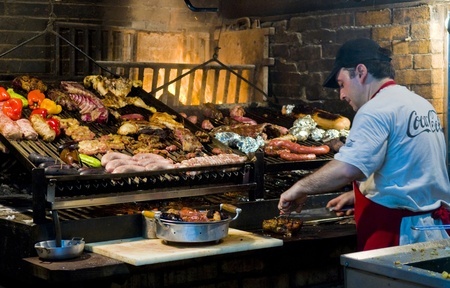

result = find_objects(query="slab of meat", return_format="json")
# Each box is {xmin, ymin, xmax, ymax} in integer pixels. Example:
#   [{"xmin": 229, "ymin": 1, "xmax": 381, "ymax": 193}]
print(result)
[{"xmin": 173, "ymin": 128, "xmax": 203, "ymax": 152}]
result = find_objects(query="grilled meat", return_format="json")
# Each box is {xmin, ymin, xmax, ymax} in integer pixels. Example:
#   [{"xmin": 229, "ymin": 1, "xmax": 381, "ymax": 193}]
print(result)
[
  {"xmin": 262, "ymin": 217, "xmax": 303, "ymax": 236},
  {"xmin": 149, "ymin": 112, "xmax": 184, "ymax": 130},
  {"xmin": 101, "ymin": 94, "xmax": 156, "ymax": 113},
  {"xmin": 47, "ymin": 88, "xmax": 78, "ymax": 111},
  {"xmin": 173, "ymin": 128, "xmax": 203, "ymax": 152},
  {"xmin": 229, "ymin": 105, "xmax": 245, "ymax": 117},
  {"xmin": 12, "ymin": 75, "xmax": 47, "ymax": 92},
  {"xmin": 201, "ymin": 103, "xmax": 223, "ymax": 121},
  {"xmin": 84, "ymin": 75, "xmax": 142, "ymax": 98},
  {"xmin": 116, "ymin": 120, "xmax": 167, "ymax": 136}
]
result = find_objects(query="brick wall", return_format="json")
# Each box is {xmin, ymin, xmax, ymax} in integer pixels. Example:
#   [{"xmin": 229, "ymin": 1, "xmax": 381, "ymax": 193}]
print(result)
[
  {"xmin": 0, "ymin": 0, "xmax": 218, "ymax": 76},
  {"xmin": 265, "ymin": 3, "xmax": 449, "ymax": 123}
]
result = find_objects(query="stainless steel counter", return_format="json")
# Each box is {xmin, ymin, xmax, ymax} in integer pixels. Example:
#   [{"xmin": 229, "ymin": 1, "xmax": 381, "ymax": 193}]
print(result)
[{"xmin": 341, "ymin": 239, "xmax": 450, "ymax": 288}]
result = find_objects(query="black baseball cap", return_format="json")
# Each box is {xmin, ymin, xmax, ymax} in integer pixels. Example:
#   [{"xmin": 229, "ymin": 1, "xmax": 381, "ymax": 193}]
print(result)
[{"xmin": 323, "ymin": 38, "xmax": 392, "ymax": 88}]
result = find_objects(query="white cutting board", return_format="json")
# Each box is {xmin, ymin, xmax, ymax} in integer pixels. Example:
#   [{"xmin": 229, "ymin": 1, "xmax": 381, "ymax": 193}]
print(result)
[{"xmin": 85, "ymin": 228, "xmax": 283, "ymax": 266}]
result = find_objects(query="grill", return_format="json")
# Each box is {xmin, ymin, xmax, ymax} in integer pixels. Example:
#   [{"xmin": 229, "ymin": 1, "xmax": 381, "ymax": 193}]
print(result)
[
  {"xmin": 0, "ymin": 87, "xmax": 258, "ymax": 225},
  {"xmin": 0, "ymin": 24, "xmax": 354, "ymax": 285}
]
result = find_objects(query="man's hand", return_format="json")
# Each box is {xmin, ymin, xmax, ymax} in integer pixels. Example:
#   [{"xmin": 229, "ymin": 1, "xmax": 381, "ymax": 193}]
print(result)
[
  {"xmin": 326, "ymin": 191, "xmax": 355, "ymax": 216},
  {"xmin": 278, "ymin": 192, "xmax": 307, "ymax": 214}
]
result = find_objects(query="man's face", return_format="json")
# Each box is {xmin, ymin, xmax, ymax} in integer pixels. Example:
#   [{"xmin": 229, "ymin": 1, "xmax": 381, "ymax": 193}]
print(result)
[{"xmin": 336, "ymin": 67, "xmax": 365, "ymax": 111}]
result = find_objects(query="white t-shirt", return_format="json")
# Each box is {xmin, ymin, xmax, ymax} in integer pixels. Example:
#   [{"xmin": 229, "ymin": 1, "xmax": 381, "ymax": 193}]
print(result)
[{"xmin": 335, "ymin": 84, "xmax": 450, "ymax": 212}]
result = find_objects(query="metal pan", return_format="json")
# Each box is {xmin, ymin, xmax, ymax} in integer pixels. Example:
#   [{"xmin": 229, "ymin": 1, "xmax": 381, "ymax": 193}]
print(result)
[
  {"xmin": 35, "ymin": 237, "xmax": 85, "ymax": 260},
  {"xmin": 153, "ymin": 204, "xmax": 241, "ymax": 243}
]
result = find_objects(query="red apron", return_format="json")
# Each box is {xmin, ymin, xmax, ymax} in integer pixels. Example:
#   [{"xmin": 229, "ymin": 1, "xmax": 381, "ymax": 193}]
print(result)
[{"xmin": 353, "ymin": 182, "xmax": 450, "ymax": 251}]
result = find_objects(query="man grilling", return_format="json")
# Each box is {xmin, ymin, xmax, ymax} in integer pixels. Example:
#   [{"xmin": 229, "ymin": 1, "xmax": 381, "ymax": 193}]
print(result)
[{"xmin": 278, "ymin": 38, "xmax": 450, "ymax": 251}]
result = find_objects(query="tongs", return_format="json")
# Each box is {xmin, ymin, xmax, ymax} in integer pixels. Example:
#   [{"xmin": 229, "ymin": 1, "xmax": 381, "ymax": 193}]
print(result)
[{"xmin": 411, "ymin": 225, "xmax": 450, "ymax": 231}]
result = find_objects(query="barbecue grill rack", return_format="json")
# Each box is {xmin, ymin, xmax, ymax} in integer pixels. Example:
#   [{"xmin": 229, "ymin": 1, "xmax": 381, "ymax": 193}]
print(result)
[{"xmin": 0, "ymin": 86, "xmax": 257, "ymax": 224}]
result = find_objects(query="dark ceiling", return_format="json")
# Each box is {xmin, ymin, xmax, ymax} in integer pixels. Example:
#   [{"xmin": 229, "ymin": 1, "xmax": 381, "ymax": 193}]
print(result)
[{"xmin": 216, "ymin": 0, "xmax": 428, "ymax": 19}]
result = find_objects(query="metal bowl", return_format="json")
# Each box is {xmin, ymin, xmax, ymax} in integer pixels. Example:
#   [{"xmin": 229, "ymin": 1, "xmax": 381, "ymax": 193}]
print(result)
[
  {"xmin": 35, "ymin": 238, "xmax": 85, "ymax": 260},
  {"xmin": 154, "ymin": 204, "xmax": 242, "ymax": 243}
]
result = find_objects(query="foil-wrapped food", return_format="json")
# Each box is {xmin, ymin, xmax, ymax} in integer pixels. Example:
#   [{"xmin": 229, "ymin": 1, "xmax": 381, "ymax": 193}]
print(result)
[{"xmin": 214, "ymin": 132, "xmax": 264, "ymax": 154}]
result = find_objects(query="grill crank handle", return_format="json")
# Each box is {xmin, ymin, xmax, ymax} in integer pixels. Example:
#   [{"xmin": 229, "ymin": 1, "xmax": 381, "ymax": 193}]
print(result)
[{"xmin": 52, "ymin": 210, "xmax": 62, "ymax": 247}]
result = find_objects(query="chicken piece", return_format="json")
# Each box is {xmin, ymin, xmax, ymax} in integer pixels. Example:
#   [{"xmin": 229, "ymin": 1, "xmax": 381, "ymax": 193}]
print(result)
[
  {"xmin": 16, "ymin": 119, "xmax": 38, "ymax": 140},
  {"xmin": 149, "ymin": 112, "xmax": 184, "ymax": 130},
  {"xmin": 262, "ymin": 217, "xmax": 303, "ymax": 237},
  {"xmin": 230, "ymin": 105, "xmax": 246, "ymax": 117}
]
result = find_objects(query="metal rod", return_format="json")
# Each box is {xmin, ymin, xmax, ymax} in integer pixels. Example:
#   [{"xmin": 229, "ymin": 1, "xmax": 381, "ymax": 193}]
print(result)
[
  {"xmin": 0, "ymin": 31, "xmax": 47, "ymax": 58},
  {"xmin": 151, "ymin": 56, "xmax": 270, "ymax": 100}
]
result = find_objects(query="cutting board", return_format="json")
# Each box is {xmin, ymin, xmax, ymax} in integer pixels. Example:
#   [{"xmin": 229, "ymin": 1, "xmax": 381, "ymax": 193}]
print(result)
[{"xmin": 85, "ymin": 228, "xmax": 283, "ymax": 266}]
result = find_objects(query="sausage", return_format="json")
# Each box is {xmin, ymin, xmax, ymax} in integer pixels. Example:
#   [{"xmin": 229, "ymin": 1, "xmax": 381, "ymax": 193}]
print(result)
[
  {"xmin": 268, "ymin": 139, "xmax": 330, "ymax": 155},
  {"xmin": 137, "ymin": 158, "xmax": 173, "ymax": 167},
  {"xmin": 120, "ymin": 113, "xmax": 145, "ymax": 121},
  {"xmin": 145, "ymin": 163, "xmax": 176, "ymax": 171},
  {"xmin": 278, "ymin": 152, "xmax": 316, "ymax": 161},
  {"xmin": 264, "ymin": 146, "xmax": 289, "ymax": 157},
  {"xmin": 231, "ymin": 116, "xmax": 257, "ymax": 125},
  {"xmin": 105, "ymin": 158, "xmax": 138, "ymax": 172},
  {"xmin": 165, "ymin": 145, "xmax": 178, "ymax": 152},
  {"xmin": 112, "ymin": 164, "xmax": 146, "ymax": 174},
  {"xmin": 101, "ymin": 151, "xmax": 133, "ymax": 166},
  {"xmin": 187, "ymin": 115, "xmax": 198, "ymax": 124},
  {"xmin": 132, "ymin": 153, "xmax": 167, "ymax": 162}
]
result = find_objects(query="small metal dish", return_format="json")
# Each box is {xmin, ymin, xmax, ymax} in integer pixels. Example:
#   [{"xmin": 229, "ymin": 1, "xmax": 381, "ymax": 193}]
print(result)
[{"xmin": 35, "ymin": 237, "xmax": 85, "ymax": 260}]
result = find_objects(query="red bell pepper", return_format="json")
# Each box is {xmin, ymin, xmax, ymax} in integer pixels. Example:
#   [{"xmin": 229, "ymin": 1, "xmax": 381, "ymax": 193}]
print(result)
[
  {"xmin": 46, "ymin": 117, "xmax": 61, "ymax": 137},
  {"xmin": 0, "ymin": 87, "xmax": 11, "ymax": 102},
  {"xmin": 30, "ymin": 108, "xmax": 48, "ymax": 119},
  {"xmin": 27, "ymin": 89, "xmax": 45, "ymax": 109},
  {"xmin": 2, "ymin": 98, "xmax": 23, "ymax": 120}
]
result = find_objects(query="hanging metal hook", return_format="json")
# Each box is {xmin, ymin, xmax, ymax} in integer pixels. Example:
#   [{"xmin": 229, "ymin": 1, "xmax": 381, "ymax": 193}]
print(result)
[{"xmin": 184, "ymin": 0, "xmax": 218, "ymax": 12}]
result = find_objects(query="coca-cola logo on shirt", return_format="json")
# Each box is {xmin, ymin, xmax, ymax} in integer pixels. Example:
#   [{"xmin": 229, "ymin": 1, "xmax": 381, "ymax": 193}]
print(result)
[{"xmin": 407, "ymin": 110, "xmax": 442, "ymax": 137}]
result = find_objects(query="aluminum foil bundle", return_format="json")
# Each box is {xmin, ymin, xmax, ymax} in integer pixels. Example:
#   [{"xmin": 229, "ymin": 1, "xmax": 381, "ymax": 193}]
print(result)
[
  {"xmin": 310, "ymin": 128, "xmax": 326, "ymax": 142},
  {"xmin": 321, "ymin": 129, "xmax": 340, "ymax": 142},
  {"xmin": 289, "ymin": 115, "xmax": 317, "ymax": 141},
  {"xmin": 214, "ymin": 132, "xmax": 264, "ymax": 153}
]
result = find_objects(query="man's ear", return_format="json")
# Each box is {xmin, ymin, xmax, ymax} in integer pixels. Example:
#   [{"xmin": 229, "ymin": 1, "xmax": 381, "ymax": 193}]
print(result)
[{"xmin": 356, "ymin": 64, "xmax": 368, "ymax": 80}]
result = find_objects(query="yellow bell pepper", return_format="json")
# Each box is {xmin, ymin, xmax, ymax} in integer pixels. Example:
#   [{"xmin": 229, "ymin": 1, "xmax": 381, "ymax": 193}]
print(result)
[{"xmin": 39, "ymin": 98, "xmax": 62, "ymax": 115}]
